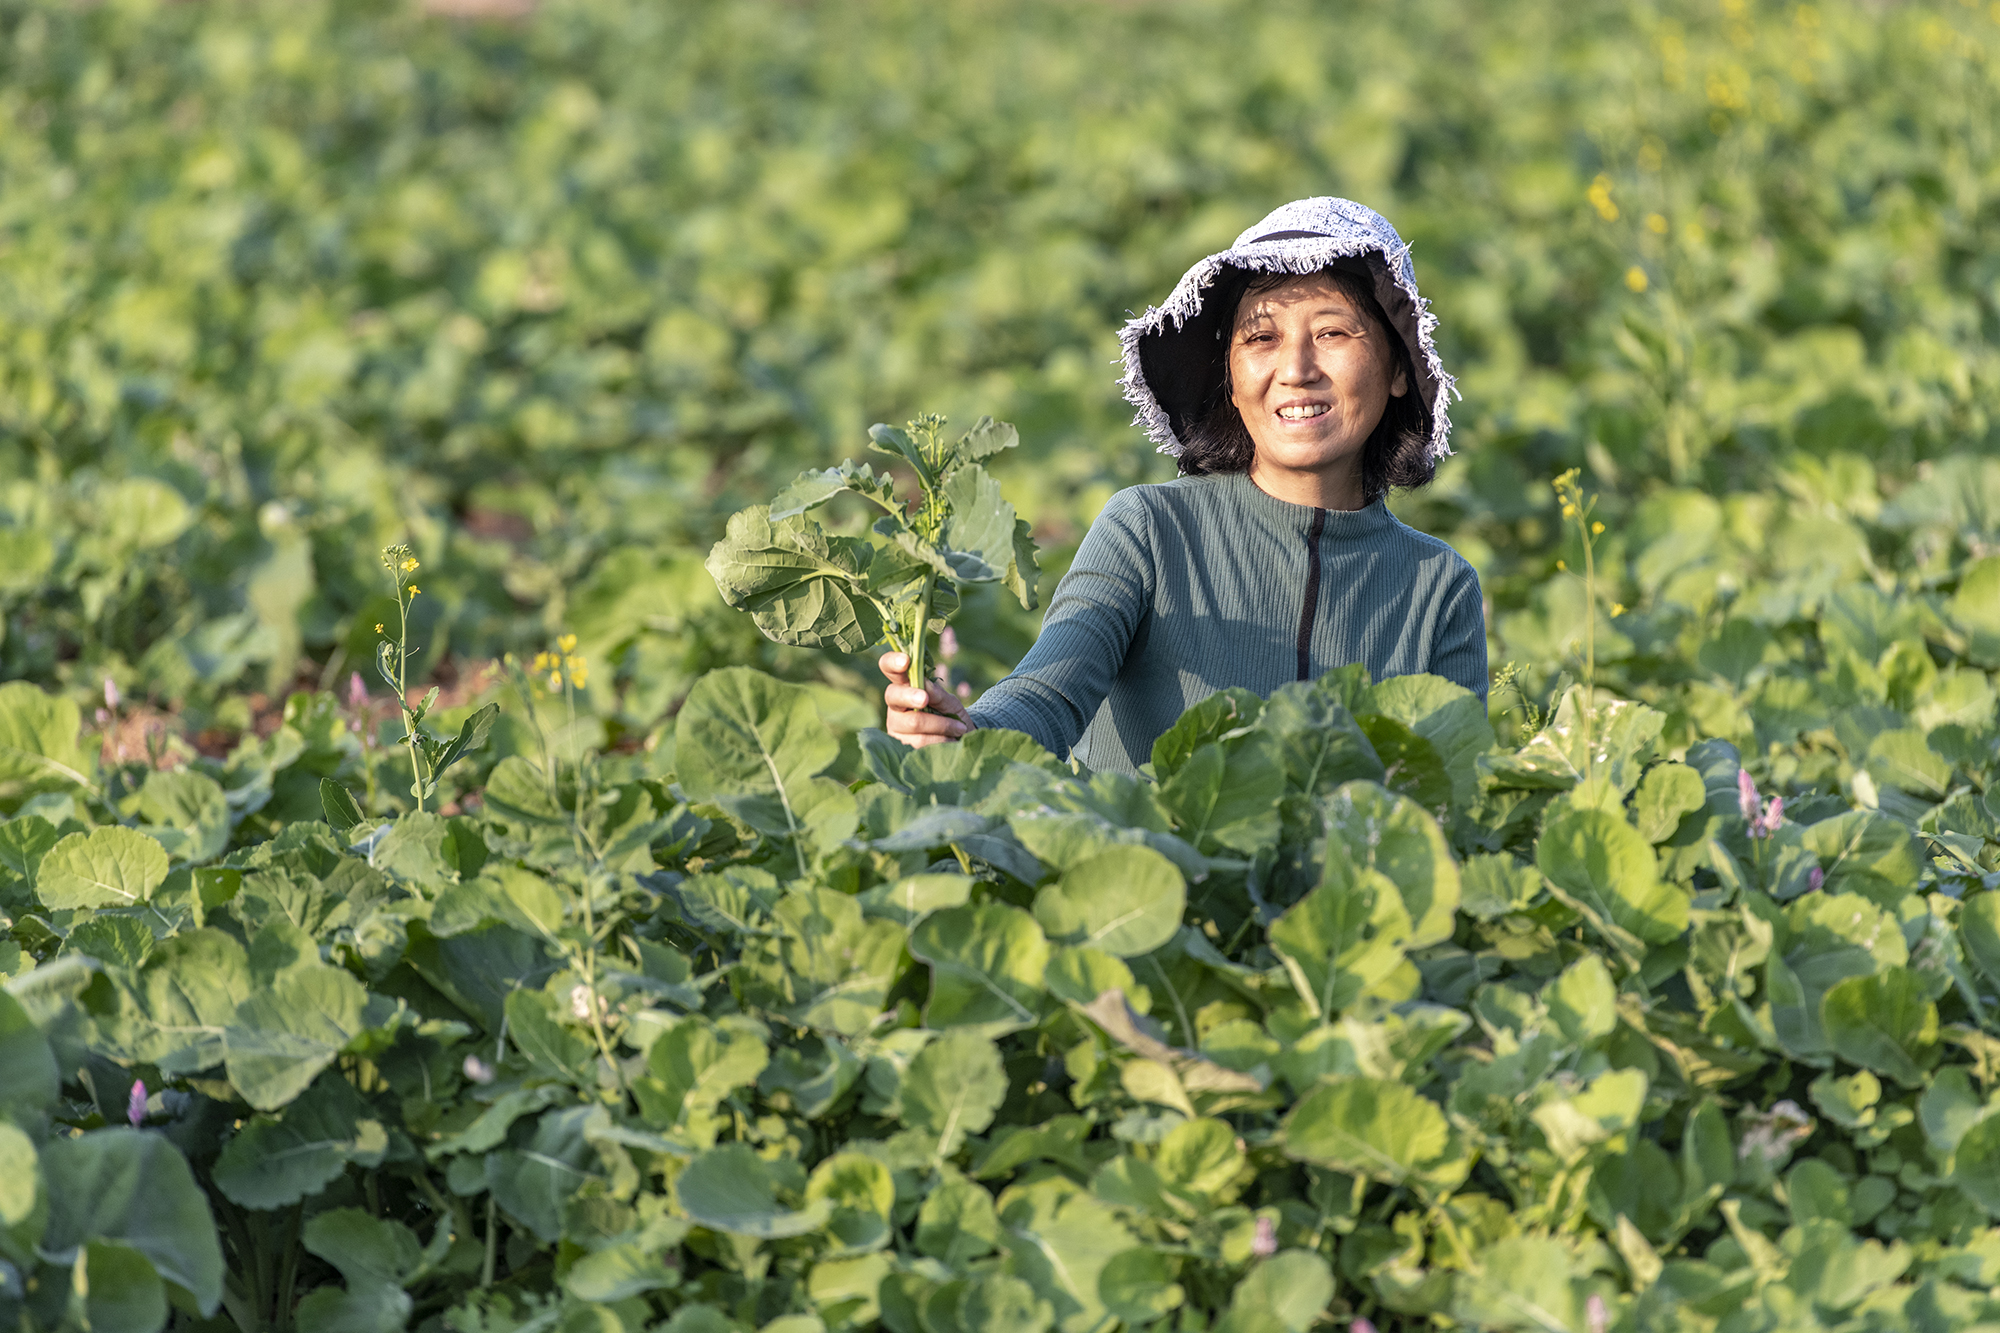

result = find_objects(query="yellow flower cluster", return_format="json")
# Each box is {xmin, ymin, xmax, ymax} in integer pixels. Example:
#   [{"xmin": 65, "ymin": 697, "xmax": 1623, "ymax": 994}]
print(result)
[
  {"xmin": 400, "ymin": 556, "xmax": 420, "ymax": 573},
  {"xmin": 532, "ymin": 635, "xmax": 588, "ymax": 690},
  {"xmin": 1587, "ymin": 174, "xmax": 1619, "ymax": 222}
]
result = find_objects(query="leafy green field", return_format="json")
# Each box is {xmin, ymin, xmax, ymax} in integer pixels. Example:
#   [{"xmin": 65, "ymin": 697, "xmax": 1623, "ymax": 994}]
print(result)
[{"xmin": 2, "ymin": 0, "xmax": 2000, "ymax": 1329}]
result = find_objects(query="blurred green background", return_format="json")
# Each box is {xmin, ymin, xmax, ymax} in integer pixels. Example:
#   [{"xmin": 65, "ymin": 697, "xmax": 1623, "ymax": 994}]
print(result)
[{"xmin": 1, "ymin": 0, "xmax": 1996, "ymax": 766}]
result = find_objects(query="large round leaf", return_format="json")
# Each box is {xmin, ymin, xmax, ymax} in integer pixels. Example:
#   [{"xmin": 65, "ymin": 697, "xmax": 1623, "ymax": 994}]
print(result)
[
  {"xmin": 1536, "ymin": 805, "xmax": 1688, "ymax": 945},
  {"xmin": 81, "ymin": 1240, "xmax": 168, "ymax": 1333},
  {"xmin": 674, "ymin": 667, "xmax": 846, "ymax": 843},
  {"xmin": 36, "ymin": 827, "xmax": 170, "ymax": 910},
  {"xmin": 898, "ymin": 1030, "xmax": 1008, "ymax": 1157},
  {"xmin": 1281, "ymin": 1075, "xmax": 1450, "ymax": 1182},
  {"xmin": 675, "ymin": 1142, "xmax": 831, "ymax": 1239},
  {"xmin": 1033, "ymin": 845, "xmax": 1185, "ymax": 958},
  {"xmin": 0, "ymin": 989, "xmax": 58, "ymax": 1118},
  {"xmin": 0, "ymin": 681, "xmax": 86, "ymax": 792},
  {"xmin": 1229, "ymin": 1250, "xmax": 1333, "ymax": 1333},
  {"xmin": 39, "ymin": 1129, "xmax": 224, "ymax": 1316},
  {"xmin": 1822, "ymin": 968, "xmax": 1936, "ymax": 1088},
  {"xmin": 1952, "ymin": 1114, "xmax": 2000, "ymax": 1216},
  {"xmin": 1323, "ymin": 780, "xmax": 1461, "ymax": 947}
]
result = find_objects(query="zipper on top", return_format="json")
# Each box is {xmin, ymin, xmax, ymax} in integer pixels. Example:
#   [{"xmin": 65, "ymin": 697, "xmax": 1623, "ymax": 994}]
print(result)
[{"xmin": 1296, "ymin": 508, "xmax": 1325, "ymax": 680}]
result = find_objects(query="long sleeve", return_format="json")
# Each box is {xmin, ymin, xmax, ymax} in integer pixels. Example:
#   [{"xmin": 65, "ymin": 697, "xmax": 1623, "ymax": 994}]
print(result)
[
  {"xmin": 1428, "ymin": 564, "xmax": 1489, "ymax": 701},
  {"xmin": 965, "ymin": 489, "xmax": 1155, "ymax": 757}
]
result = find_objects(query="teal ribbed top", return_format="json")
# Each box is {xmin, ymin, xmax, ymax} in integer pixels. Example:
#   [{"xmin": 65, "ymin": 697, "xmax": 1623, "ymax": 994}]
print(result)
[{"xmin": 966, "ymin": 471, "xmax": 1487, "ymax": 773}]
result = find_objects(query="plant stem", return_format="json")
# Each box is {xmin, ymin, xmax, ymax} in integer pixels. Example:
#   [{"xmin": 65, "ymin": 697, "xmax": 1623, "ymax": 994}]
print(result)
[
  {"xmin": 482, "ymin": 1196, "xmax": 499, "ymax": 1289},
  {"xmin": 397, "ymin": 573, "xmax": 424, "ymax": 813},
  {"xmin": 1580, "ymin": 498, "xmax": 1597, "ymax": 789},
  {"xmin": 908, "ymin": 575, "xmax": 932, "ymax": 706}
]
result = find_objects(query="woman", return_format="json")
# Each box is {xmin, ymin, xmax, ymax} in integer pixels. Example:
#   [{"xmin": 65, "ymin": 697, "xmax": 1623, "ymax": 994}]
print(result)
[{"xmin": 882, "ymin": 197, "xmax": 1486, "ymax": 774}]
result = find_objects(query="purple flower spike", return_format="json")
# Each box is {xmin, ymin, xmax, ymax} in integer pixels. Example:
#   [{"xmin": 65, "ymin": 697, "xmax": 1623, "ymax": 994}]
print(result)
[
  {"xmin": 104, "ymin": 677, "xmax": 121, "ymax": 711},
  {"xmin": 1351, "ymin": 1321, "xmax": 1378, "ymax": 1333},
  {"xmin": 1808, "ymin": 866, "xmax": 1825, "ymax": 892},
  {"xmin": 127, "ymin": 1080, "xmax": 147, "ymax": 1126},
  {"xmin": 348, "ymin": 672, "xmax": 369, "ymax": 708},
  {"xmin": 1587, "ymin": 1293, "xmax": 1610, "ymax": 1333},
  {"xmin": 1736, "ymin": 769, "xmax": 1760, "ymax": 823},
  {"xmin": 938, "ymin": 627, "xmax": 960, "ymax": 663},
  {"xmin": 1250, "ymin": 1216, "xmax": 1277, "ymax": 1257}
]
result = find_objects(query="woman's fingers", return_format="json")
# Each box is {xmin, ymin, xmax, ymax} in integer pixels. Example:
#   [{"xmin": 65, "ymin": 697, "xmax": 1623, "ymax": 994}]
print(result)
[
  {"xmin": 886, "ymin": 683, "xmax": 935, "ymax": 711},
  {"xmin": 880, "ymin": 649, "xmax": 971, "ymax": 747},
  {"xmin": 925, "ymin": 680, "xmax": 968, "ymax": 717}
]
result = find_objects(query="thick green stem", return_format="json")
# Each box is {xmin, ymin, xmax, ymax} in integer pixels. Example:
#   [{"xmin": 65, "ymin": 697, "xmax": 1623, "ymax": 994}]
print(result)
[
  {"xmin": 908, "ymin": 576, "xmax": 933, "ymax": 705},
  {"xmin": 482, "ymin": 1196, "xmax": 499, "ymax": 1289}
]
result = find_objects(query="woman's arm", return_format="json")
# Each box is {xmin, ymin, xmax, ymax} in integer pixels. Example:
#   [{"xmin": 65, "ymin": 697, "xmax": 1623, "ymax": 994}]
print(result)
[
  {"xmin": 1430, "ymin": 563, "xmax": 1490, "ymax": 701},
  {"xmin": 962, "ymin": 490, "xmax": 1155, "ymax": 754},
  {"xmin": 882, "ymin": 489, "xmax": 1156, "ymax": 755}
]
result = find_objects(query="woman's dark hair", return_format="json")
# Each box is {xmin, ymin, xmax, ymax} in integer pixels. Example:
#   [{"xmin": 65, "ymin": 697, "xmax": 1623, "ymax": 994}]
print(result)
[{"xmin": 1176, "ymin": 264, "xmax": 1435, "ymax": 500}]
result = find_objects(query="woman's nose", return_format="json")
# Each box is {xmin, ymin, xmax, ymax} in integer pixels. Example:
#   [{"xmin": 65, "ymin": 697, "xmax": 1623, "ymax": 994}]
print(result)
[{"xmin": 1279, "ymin": 332, "xmax": 1324, "ymax": 384}]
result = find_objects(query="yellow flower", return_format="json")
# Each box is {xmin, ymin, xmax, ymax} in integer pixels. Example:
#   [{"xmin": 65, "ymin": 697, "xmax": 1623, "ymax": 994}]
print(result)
[
  {"xmin": 1561, "ymin": 504, "xmax": 1577, "ymax": 518},
  {"xmin": 571, "ymin": 665, "xmax": 589, "ymax": 689},
  {"xmin": 1587, "ymin": 174, "xmax": 1619, "ymax": 221},
  {"xmin": 1612, "ymin": 603, "xmax": 1627, "ymax": 615},
  {"xmin": 374, "ymin": 623, "xmax": 384, "ymax": 633},
  {"xmin": 401, "ymin": 557, "xmax": 420, "ymax": 572},
  {"xmin": 563, "ymin": 654, "xmax": 584, "ymax": 672},
  {"xmin": 1646, "ymin": 213, "xmax": 1669, "ymax": 235},
  {"xmin": 533, "ymin": 652, "xmax": 553, "ymax": 671},
  {"xmin": 1556, "ymin": 560, "xmax": 1567, "ymax": 571},
  {"xmin": 557, "ymin": 633, "xmax": 578, "ymax": 654},
  {"xmin": 1592, "ymin": 521, "xmax": 1605, "ymax": 535},
  {"xmin": 548, "ymin": 671, "xmax": 563, "ymax": 690},
  {"xmin": 1625, "ymin": 265, "xmax": 1649, "ymax": 292},
  {"xmin": 407, "ymin": 587, "xmax": 421, "ymax": 597}
]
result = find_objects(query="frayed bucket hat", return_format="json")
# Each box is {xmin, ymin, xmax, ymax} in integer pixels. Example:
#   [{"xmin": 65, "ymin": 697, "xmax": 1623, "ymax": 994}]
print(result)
[{"xmin": 1118, "ymin": 197, "xmax": 1456, "ymax": 461}]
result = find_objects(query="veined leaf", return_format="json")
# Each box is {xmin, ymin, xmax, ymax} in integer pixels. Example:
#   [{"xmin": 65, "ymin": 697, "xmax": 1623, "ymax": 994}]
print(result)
[
  {"xmin": 705, "ymin": 507, "xmax": 886, "ymax": 652},
  {"xmin": 1282, "ymin": 1076, "xmax": 1451, "ymax": 1182},
  {"xmin": 38, "ymin": 827, "xmax": 170, "ymax": 910},
  {"xmin": 39, "ymin": 1129, "xmax": 224, "ymax": 1317},
  {"xmin": 769, "ymin": 459, "xmax": 903, "ymax": 520},
  {"xmin": 909, "ymin": 902, "xmax": 1049, "ymax": 1033},
  {"xmin": 212, "ymin": 1074, "xmax": 389, "ymax": 1209},
  {"xmin": 1536, "ymin": 806, "xmax": 1688, "ymax": 948},
  {"xmin": 939, "ymin": 463, "xmax": 1017, "ymax": 583},
  {"xmin": 676, "ymin": 1142, "xmax": 831, "ymax": 1238},
  {"xmin": 675, "ymin": 667, "xmax": 844, "ymax": 846},
  {"xmin": 1032, "ymin": 845, "xmax": 1185, "ymax": 958}
]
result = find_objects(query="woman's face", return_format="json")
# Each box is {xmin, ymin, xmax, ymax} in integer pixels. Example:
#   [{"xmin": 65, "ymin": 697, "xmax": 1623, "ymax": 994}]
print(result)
[{"xmin": 1227, "ymin": 274, "xmax": 1408, "ymax": 492}]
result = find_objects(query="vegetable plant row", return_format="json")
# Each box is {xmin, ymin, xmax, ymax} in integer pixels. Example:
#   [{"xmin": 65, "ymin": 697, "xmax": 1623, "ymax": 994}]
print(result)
[{"xmin": 1, "ymin": 589, "xmax": 1998, "ymax": 1331}]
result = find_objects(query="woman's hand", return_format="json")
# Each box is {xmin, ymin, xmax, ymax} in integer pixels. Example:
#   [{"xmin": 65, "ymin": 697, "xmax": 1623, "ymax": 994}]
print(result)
[{"xmin": 880, "ymin": 651, "xmax": 974, "ymax": 748}]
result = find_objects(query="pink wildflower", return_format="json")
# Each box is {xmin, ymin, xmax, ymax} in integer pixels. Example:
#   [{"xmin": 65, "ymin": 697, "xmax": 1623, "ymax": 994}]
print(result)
[
  {"xmin": 1250, "ymin": 1216, "xmax": 1277, "ymax": 1257},
  {"xmin": 1587, "ymin": 1294, "xmax": 1610, "ymax": 1333},
  {"xmin": 348, "ymin": 672, "xmax": 369, "ymax": 708},
  {"xmin": 463, "ymin": 1055, "xmax": 495, "ymax": 1084},
  {"xmin": 938, "ymin": 627, "xmax": 960, "ymax": 662},
  {"xmin": 127, "ymin": 1080, "xmax": 147, "ymax": 1126},
  {"xmin": 104, "ymin": 677, "xmax": 121, "ymax": 711},
  {"xmin": 1351, "ymin": 1321, "xmax": 1378, "ymax": 1333},
  {"xmin": 1737, "ymin": 769, "xmax": 1760, "ymax": 822},
  {"xmin": 1808, "ymin": 866, "xmax": 1825, "ymax": 892}
]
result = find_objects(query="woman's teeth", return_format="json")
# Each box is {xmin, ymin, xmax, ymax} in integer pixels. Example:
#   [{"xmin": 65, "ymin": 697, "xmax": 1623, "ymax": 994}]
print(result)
[{"xmin": 1277, "ymin": 404, "xmax": 1329, "ymax": 419}]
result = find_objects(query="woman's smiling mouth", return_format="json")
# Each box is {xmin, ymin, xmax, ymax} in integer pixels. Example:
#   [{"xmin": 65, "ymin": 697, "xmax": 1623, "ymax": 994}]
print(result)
[{"xmin": 1276, "ymin": 402, "xmax": 1331, "ymax": 420}]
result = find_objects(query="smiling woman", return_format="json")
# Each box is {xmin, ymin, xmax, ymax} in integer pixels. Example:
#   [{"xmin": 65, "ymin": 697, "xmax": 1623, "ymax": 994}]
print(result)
[{"xmin": 882, "ymin": 198, "xmax": 1487, "ymax": 773}]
